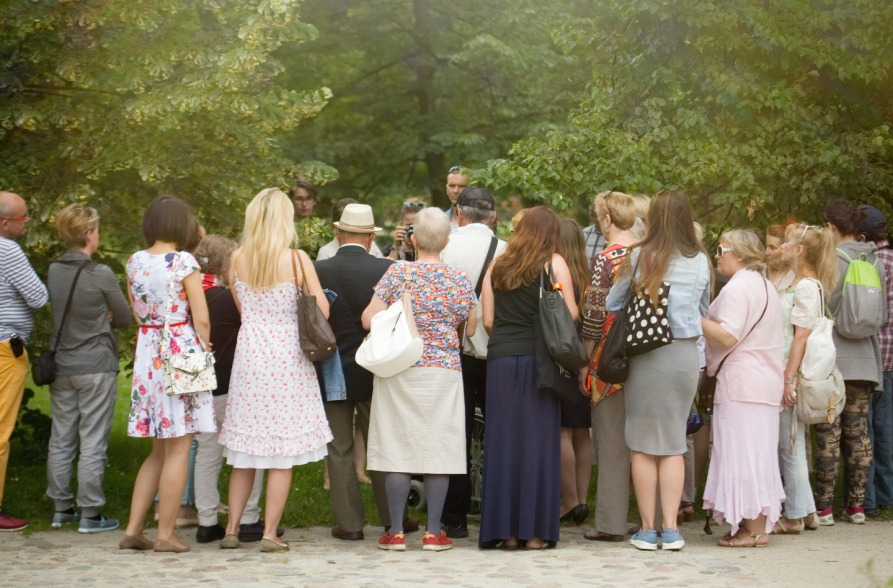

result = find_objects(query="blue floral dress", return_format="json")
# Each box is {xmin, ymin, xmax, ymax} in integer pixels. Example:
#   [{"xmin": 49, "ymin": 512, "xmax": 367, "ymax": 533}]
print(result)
[{"xmin": 126, "ymin": 251, "xmax": 216, "ymax": 438}]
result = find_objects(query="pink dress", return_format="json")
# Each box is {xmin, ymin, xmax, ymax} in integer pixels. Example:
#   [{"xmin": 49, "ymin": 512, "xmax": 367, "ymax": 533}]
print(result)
[
  {"xmin": 218, "ymin": 279, "xmax": 332, "ymax": 468},
  {"xmin": 702, "ymin": 268, "xmax": 786, "ymax": 534}
]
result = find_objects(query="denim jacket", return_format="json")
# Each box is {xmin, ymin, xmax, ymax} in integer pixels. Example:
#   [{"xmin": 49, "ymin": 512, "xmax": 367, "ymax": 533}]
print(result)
[{"xmin": 606, "ymin": 249, "xmax": 711, "ymax": 339}]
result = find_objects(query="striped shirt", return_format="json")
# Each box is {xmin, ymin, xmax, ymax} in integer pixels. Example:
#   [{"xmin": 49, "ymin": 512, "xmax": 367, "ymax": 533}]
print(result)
[
  {"xmin": 876, "ymin": 239, "xmax": 892, "ymax": 370},
  {"xmin": 0, "ymin": 236, "xmax": 49, "ymax": 342}
]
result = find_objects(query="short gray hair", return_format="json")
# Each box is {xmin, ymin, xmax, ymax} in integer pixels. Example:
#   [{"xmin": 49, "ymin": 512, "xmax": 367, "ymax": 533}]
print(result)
[
  {"xmin": 458, "ymin": 204, "xmax": 493, "ymax": 225},
  {"xmin": 413, "ymin": 207, "xmax": 450, "ymax": 253}
]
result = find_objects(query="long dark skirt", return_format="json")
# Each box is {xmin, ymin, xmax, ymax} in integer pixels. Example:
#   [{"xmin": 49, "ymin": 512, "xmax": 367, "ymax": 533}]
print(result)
[{"xmin": 479, "ymin": 355, "xmax": 561, "ymax": 546}]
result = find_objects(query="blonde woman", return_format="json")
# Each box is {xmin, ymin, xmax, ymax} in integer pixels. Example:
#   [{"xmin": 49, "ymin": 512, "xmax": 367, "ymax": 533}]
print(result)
[
  {"xmin": 218, "ymin": 188, "xmax": 333, "ymax": 552},
  {"xmin": 773, "ymin": 223, "xmax": 838, "ymax": 534}
]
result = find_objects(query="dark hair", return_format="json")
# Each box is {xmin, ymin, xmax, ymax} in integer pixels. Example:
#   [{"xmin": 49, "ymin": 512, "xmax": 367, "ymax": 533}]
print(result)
[
  {"xmin": 291, "ymin": 178, "xmax": 318, "ymax": 200},
  {"xmin": 824, "ymin": 200, "xmax": 864, "ymax": 236},
  {"xmin": 141, "ymin": 195, "xmax": 201, "ymax": 251},
  {"xmin": 331, "ymin": 198, "xmax": 358, "ymax": 222}
]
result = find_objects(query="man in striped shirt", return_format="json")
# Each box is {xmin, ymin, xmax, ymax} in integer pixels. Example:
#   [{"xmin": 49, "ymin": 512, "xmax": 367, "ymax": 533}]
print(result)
[{"xmin": 0, "ymin": 191, "xmax": 48, "ymax": 532}]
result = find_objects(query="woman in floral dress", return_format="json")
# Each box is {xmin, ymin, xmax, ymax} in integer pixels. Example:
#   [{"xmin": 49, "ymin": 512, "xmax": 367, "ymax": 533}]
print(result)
[
  {"xmin": 218, "ymin": 188, "xmax": 333, "ymax": 552},
  {"xmin": 120, "ymin": 196, "xmax": 216, "ymax": 553}
]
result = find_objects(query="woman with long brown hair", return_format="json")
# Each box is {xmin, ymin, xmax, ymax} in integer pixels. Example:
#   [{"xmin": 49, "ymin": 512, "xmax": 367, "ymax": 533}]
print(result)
[
  {"xmin": 478, "ymin": 206, "xmax": 579, "ymax": 550},
  {"xmin": 605, "ymin": 190, "xmax": 711, "ymax": 551}
]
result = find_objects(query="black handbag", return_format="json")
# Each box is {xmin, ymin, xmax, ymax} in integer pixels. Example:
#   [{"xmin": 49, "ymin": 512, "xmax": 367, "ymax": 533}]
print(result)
[
  {"xmin": 624, "ymin": 281, "xmax": 674, "ymax": 356},
  {"xmin": 594, "ymin": 268, "xmax": 636, "ymax": 385},
  {"xmin": 535, "ymin": 321, "xmax": 580, "ymax": 404},
  {"xmin": 292, "ymin": 250, "xmax": 337, "ymax": 361},
  {"xmin": 32, "ymin": 260, "xmax": 91, "ymax": 386},
  {"xmin": 539, "ymin": 264, "xmax": 588, "ymax": 371}
]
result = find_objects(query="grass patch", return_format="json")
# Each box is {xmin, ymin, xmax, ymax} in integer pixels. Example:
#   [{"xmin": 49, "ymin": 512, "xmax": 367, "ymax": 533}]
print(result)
[{"xmin": 6, "ymin": 373, "xmax": 402, "ymax": 532}]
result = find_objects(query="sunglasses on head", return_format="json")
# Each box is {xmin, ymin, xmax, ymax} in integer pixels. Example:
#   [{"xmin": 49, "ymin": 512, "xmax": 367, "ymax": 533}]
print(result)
[{"xmin": 402, "ymin": 201, "xmax": 425, "ymax": 210}]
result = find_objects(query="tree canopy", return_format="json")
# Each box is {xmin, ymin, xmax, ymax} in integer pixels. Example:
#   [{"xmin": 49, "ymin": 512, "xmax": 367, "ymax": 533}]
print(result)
[
  {"xmin": 478, "ymin": 0, "xmax": 893, "ymax": 227},
  {"xmin": 1, "ymin": 0, "xmax": 332, "ymax": 258}
]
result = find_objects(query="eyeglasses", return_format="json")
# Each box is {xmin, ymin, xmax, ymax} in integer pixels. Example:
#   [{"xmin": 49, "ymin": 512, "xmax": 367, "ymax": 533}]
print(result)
[
  {"xmin": 293, "ymin": 197, "xmax": 316, "ymax": 204},
  {"xmin": 402, "ymin": 201, "xmax": 425, "ymax": 210},
  {"xmin": 0, "ymin": 216, "xmax": 29, "ymax": 222},
  {"xmin": 716, "ymin": 245, "xmax": 733, "ymax": 257}
]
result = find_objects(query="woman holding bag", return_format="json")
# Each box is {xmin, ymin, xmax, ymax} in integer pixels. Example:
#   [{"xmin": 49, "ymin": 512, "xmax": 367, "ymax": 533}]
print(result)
[
  {"xmin": 701, "ymin": 230, "xmax": 786, "ymax": 547},
  {"xmin": 604, "ymin": 190, "xmax": 710, "ymax": 551},
  {"xmin": 121, "ymin": 196, "xmax": 216, "ymax": 553},
  {"xmin": 218, "ymin": 188, "xmax": 333, "ymax": 552},
  {"xmin": 362, "ymin": 207, "xmax": 477, "ymax": 552},
  {"xmin": 478, "ymin": 206, "xmax": 579, "ymax": 550},
  {"xmin": 773, "ymin": 223, "xmax": 839, "ymax": 534}
]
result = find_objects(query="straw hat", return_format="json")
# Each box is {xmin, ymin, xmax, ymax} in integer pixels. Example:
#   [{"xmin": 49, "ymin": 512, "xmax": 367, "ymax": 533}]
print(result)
[{"xmin": 333, "ymin": 203, "xmax": 382, "ymax": 234}]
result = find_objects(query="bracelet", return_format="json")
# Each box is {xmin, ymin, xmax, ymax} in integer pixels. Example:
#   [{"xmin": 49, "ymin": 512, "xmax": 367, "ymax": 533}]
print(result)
[{"xmin": 784, "ymin": 380, "xmax": 794, "ymax": 386}]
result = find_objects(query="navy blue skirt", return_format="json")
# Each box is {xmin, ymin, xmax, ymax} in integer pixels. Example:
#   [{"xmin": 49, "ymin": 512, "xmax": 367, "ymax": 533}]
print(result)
[{"xmin": 479, "ymin": 355, "xmax": 561, "ymax": 546}]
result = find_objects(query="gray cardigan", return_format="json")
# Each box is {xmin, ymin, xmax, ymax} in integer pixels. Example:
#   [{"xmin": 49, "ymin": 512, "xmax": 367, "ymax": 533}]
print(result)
[
  {"xmin": 47, "ymin": 251, "xmax": 131, "ymax": 375},
  {"xmin": 829, "ymin": 240, "xmax": 885, "ymax": 389}
]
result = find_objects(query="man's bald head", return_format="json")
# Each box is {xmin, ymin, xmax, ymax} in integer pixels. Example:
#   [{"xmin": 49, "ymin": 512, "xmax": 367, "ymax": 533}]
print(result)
[{"xmin": 0, "ymin": 191, "xmax": 30, "ymax": 239}]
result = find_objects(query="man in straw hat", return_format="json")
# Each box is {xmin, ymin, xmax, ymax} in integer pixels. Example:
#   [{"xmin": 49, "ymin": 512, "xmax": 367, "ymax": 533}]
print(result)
[{"xmin": 314, "ymin": 204, "xmax": 418, "ymax": 539}]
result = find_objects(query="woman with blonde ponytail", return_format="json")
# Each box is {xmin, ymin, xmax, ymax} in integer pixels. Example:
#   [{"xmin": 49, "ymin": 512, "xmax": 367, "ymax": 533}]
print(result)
[
  {"xmin": 218, "ymin": 188, "xmax": 333, "ymax": 552},
  {"xmin": 772, "ymin": 223, "xmax": 839, "ymax": 534}
]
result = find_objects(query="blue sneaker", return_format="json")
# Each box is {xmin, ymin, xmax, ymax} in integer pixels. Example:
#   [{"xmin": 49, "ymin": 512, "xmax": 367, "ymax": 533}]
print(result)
[
  {"xmin": 661, "ymin": 528, "xmax": 685, "ymax": 550},
  {"xmin": 78, "ymin": 515, "xmax": 119, "ymax": 533},
  {"xmin": 629, "ymin": 528, "xmax": 658, "ymax": 551}
]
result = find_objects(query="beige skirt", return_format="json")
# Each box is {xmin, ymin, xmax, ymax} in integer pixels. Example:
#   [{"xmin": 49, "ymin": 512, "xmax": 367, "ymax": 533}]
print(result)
[{"xmin": 367, "ymin": 366, "xmax": 466, "ymax": 474}]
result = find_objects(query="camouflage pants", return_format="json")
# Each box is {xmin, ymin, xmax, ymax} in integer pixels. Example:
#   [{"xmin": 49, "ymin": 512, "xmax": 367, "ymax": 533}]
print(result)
[{"xmin": 813, "ymin": 381, "xmax": 874, "ymax": 510}]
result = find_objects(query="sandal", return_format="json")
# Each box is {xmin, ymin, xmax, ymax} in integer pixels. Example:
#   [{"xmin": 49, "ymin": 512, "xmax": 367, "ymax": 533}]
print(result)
[
  {"xmin": 718, "ymin": 530, "xmax": 769, "ymax": 548},
  {"xmin": 771, "ymin": 517, "xmax": 804, "ymax": 535},
  {"xmin": 677, "ymin": 502, "xmax": 695, "ymax": 524}
]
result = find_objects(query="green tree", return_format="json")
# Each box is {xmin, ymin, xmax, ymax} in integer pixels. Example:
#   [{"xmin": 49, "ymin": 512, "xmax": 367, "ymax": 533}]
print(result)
[
  {"xmin": 277, "ymin": 0, "xmax": 591, "ymax": 211},
  {"xmin": 0, "ymin": 0, "xmax": 334, "ymax": 259},
  {"xmin": 479, "ymin": 0, "xmax": 893, "ymax": 226}
]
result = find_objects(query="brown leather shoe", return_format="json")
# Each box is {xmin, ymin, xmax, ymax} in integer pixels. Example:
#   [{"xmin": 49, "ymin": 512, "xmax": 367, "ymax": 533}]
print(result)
[
  {"xmin": 331, "ymin": 525, "xmax": 364, "ymax": 541},
  {"xmin": 584, "ymin": 529, "xmax": 625, "ymax": 542}
]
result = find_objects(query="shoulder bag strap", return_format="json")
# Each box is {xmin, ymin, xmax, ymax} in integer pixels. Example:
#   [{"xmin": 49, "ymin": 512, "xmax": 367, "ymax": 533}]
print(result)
[
  {"xmin": 293, "ymin": 249, "xmax": 309, "ymax": 295},
  {"xmin": 474, "ymin": 237, "xmax": 499, "ymax": 299},
  {"xmin": 159, "ymin": 253, "xmax": 182, "ymax": 359},
  {"xmin": 709, "ymin": 274, "xmax": 770, "ymax": 378},
  {"xmin": 52, "ymin": 259, "xmax": 92, "ymax": 352}
]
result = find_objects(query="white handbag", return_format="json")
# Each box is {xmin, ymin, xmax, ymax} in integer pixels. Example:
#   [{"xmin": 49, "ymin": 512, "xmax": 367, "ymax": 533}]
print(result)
[
  {"xmin": 356, "ymin": 264, "xmax": 424, "ymax": 378},
  {"xmin": 160, "ymin": 253, "xmax": 217, "ymax": 396},
  {"xmin": 795, "ymin": 279, "xmax": 844, "ymax": 425}
]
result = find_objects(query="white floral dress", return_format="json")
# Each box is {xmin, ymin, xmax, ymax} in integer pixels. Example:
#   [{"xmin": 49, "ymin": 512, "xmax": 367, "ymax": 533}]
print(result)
[
  {"xmin": 218, "ymin": 278, "xmax": 332, "ymax": 468},
  {"xmin": 126, "ymin": 251, "xmax": 216, "ymax": 438}
]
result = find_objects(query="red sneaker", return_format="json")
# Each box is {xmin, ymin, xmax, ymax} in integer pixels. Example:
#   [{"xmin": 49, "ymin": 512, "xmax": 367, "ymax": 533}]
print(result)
[
  {"xmin": 377, "ymin": 531, "xmax": 406, "ymax": 551},
  {"xmin": 422, "ymin": 530, "xmax": 453, "ymax": 551},
  {"xmin": 0, "ymin": 512, "xmax": 28, "ymax": 532}
]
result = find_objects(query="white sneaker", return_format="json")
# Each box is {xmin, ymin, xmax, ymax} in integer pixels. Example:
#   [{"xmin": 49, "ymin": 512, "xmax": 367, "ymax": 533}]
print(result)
[
  {"xmin": 840, "ymin": 509, "xmax": 865, "ymax": 524},
  {"xmin": 817, "ymin": 510, "xmax": 834, "ymax": 526}
]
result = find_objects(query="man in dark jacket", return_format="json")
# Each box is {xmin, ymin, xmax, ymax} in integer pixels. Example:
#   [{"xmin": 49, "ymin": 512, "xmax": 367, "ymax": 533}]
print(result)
[{"xmin": 314, "ymin": 204, "xmax": 398, "ymax": 540}]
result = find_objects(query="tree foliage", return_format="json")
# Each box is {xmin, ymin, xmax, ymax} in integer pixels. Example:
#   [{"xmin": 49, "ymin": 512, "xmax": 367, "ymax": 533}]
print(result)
[
  {"xmin": 479, "ymin": 0, "xmax": 893, "ymax": 226},
  {"xmin": 0, "ymin": 0, "xmax": 333, "ymax": 258},
  {"xmin": 277, "ymin": 0, "xmax": 591, "ymax": 210}
]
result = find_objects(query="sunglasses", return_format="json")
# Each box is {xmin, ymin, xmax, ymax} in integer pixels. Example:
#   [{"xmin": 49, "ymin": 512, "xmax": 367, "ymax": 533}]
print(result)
[
  {"xmin": 402, "ymin": 201, "xmax": 425, "ymax": 210},
  {"xmin": 448, "ymin": 166, "xmax": 462, "ymax": 174},
  {"xmin": 9, "ymin": 334, "xmax": 24, "ymax": 358},
  {"xmin": 716, "ymin": 245, "xmax": 733, "ymax": 257}
]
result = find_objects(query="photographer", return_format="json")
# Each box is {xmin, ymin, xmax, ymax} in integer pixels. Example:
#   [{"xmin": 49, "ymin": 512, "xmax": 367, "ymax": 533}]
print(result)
[{"xmin": 385, "ymin": 201, "xmax": 425, "ymax": 262}]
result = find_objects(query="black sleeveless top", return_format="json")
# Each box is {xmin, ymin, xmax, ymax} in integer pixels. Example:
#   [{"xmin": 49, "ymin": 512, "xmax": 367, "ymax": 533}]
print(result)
[{"xmin": 487, "ymin": 277, "xmax": 540, "ymax": 359}]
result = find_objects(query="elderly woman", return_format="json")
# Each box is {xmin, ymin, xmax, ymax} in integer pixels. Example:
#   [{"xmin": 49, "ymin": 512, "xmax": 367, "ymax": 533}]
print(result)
[
  {"xmin": 362, "ymin": 207, "xmax": 477, "ymax": 552},
  {"xmin": 479, "ymin": 206, "xmax": 579, "ymax": 550},
  {"xmin": 579, "ymin": 191, "xmax": 639, "ymax": 542},
  {"xmin": 701, "ymin": 230, "xmax": 786, "ymax": 547},
  {"xmin": 46, "ymin": 204, "xmax": 131, "ymax": 533}
]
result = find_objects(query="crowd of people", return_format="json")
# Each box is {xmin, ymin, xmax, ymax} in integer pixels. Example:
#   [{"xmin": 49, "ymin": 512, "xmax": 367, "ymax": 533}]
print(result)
[{"xmin": 0, "ymin": 177, "xmax": 890, "ymax": 557}]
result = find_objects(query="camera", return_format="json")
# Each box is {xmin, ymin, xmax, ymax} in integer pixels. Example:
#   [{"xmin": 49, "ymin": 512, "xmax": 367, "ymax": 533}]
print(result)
[{"xmin": 404, "ymin": 224, "xmax": 414, "ymax": 244}]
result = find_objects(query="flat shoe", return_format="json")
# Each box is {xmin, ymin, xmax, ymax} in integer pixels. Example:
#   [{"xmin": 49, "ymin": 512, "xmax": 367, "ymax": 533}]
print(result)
[
  {"xmin": 154, "ymin": 538, "xmax": 190, "ymax": 553},
  {"xmin": 119, "ymin": 534, "xmax": 154, "ymax": 551},
  {"xmin": 584, "ymin": 529, "xmax": 624, "ymax": 542},
  {"xmin": 771, "ymin": 517, "xmax": 804, "ymax": 535},
  {"xmin": 718, "ymin": 531, "xmax": 768, "ymax": 548},
  {"xmin": 260, "ymin": 537, "xmax": 289, "ymax": 552},
  {"xmin": 524, "ymin": 537, "xmax": 545, "ymax": 550},
  {"xmin": 503, "ymin": 537, "xmax": 519, "ymax": 550},
  {"xmin": 219, "ymin": 534, "xmax": 240, "ymax": 549}
]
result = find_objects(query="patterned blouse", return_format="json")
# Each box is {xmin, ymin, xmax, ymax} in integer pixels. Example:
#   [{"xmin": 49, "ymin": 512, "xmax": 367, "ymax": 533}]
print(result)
[
  {"xmin": 582, "ymin": 244, "xmax": 629, "ymax": 343},
  {"xmin": 374, "ymin": 262, "xmax": 477, "ymax": 370}
]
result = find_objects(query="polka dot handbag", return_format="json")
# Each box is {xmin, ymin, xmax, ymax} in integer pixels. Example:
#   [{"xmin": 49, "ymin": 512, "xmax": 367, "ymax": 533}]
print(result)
[{"xmin": 624, "ymin": 281, "xmax": 674, "ymax": 356}]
